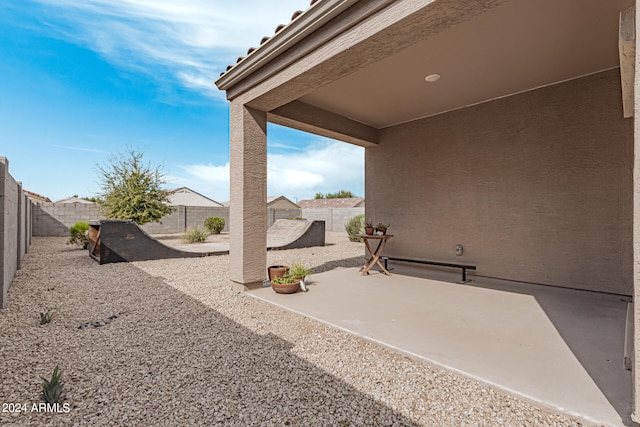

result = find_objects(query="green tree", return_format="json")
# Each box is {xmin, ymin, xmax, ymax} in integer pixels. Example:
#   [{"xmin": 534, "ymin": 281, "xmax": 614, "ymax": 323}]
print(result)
[
  {"xmin": 326, "ymin": 190, "xmax": 355, "ymax": 198},
  {"xmin": 316, "ymin": 190, "xmax": 356, "ymax": 199},
  {"xmin": 97, "ymin": 149, "xmax": 174, "ymax": 225}
]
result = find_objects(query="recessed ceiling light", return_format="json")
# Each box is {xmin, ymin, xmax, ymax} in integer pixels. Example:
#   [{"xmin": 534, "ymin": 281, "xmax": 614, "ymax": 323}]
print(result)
[{"xmin": 425, "ymin": 73, "xmax": 441, "ymax": 83}]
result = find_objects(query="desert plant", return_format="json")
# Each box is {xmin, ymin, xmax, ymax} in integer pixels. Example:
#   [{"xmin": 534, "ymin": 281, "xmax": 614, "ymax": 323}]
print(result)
[
  {"xmin": 345, "ymin": 214, "xmax": 365, "ymax": 242},
  {"xmin": 181, "ymin": 226, "xmax": 208, "ymax": 243},
  {"xmin": 204, "ymin": 216, "xmax": 225, "ymax": 234},
  {"xmin": 66, "ymin": 221, "xmax": 89, "ymax": 249},
  {"xmin": 39, "ymin": 311, "xmax": 53, "ymax": 325},
  {"xmin": 288, "ymin": 262, "xmax": 310, "ymax": 279},
  {"xmin": 376, "ymin": 222, "xmax": 390, "ymax": 229},
  {"xmin": 365, "ymin": 218, "xmax": 373, "ymax": 228},
  {"xmin": 41, "ymin": 366, "xmax": 64, "ymax": 404},
  {"xmin": 271, "ymin": 275, "xmax": 300, "ymax": 284}
]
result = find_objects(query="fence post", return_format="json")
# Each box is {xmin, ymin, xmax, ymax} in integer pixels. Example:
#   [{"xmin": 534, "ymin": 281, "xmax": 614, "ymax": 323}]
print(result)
[
  {"xmin": 183, "ymin": 205, "xmax": 188, "ymax": 232},
  {"xmin": 16, "ymin": 182, "xmax": 22, "ymax": 269}
]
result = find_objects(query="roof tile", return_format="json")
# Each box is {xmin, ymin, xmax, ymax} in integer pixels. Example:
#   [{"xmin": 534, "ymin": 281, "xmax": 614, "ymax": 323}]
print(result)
[{"xmin": 219, "ymin": 0, "xmax": 318, "ymax": 77}]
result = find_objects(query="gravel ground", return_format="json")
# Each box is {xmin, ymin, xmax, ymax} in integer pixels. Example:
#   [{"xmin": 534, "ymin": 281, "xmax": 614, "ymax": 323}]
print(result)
[{"xmin": 0, "ymin": 233, "xmax": 586, "ymax": 426}]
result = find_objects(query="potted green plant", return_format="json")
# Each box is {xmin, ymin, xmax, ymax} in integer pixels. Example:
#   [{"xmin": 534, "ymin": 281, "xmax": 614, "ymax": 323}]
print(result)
[
  {"xmin": 288, "ymin": 262, "xmax": 310, "ymax": 281},
  {"xmin": 270, "ymin": 262, "xmax": 311, "ymax": 293},
  {"xmin": 364, "ymin": 218, "xmax": 375, "ymax": 235},
  {"xmin": 375, "ymin": 222, "xmax": 389, "ymax": 235},
  {"xmin": 271, "ymin": 275, "xmax": 301, "ymax": 294}
]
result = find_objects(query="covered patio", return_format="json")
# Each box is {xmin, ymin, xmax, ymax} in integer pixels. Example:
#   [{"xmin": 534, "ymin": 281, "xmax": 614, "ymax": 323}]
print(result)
[
  {"xmin": 250, "ymin": 267, "xmax": 632, "ymax": 425},
  {"xmin": 215, "ymin": 0, "xmax": 639, "ymax": 424}
]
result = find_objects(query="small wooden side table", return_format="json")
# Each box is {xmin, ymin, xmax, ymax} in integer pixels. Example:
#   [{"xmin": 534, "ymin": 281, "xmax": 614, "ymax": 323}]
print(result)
[{"xmin": 357, "ymin": 234, "xmax": 393, "ymax": 276}]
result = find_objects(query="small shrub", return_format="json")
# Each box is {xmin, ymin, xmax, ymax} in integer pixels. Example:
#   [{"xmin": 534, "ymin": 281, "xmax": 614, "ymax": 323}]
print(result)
[
  {"xmin": 288, "ymin": 262, "xmax": 311, "ymax": 279},
  {"xmin": 345, "ymin": 214, "xmax": 365, "ymax": 242},
  {"xmin": 39, "ymin": 311, "xmax": 53, "ymax": 325},
  {"xmin": 182, "ymin": 226, "xmax": 208, "ymax": 243},
  {"xmin": 41, "ymin": 366, "xmax": 64, "ymax": 404},
  {"xmin": 67, "ymin": 221, "xmax": 89, "ymax": 249},
  {"xmin": 204, "ymin": 216, "xmax": 225, "ymax": 234}
]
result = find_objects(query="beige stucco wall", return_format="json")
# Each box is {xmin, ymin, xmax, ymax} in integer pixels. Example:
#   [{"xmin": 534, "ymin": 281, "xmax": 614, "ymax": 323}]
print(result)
[{"xmin": 368, "ymin": 69, "xmax": 633, "ymax": 295}]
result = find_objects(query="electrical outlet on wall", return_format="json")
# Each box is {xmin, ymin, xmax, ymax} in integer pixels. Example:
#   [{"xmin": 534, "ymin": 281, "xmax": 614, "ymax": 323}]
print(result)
[{"xmin": 455, "ymin": 244, "xmax": 463, "ymax": 256}]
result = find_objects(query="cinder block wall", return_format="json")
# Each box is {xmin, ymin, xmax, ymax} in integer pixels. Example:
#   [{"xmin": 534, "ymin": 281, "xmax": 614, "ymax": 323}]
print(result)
[
  {"xmin": 269, "ymin": 208, "xmax": 301, "ymax": 227},
  {"xmin": 140, "ymin": 206, "xmax": 230, "ymax": 234},
  {"xmin": 33, "ymin": 203, "xmax": 102, "ymax": 237},
  {"xmin": 0, "ymin": 157, "xmax": 33, "ymax": 309},
  {"xmin": 367, "ymin": 69, "xmax": 633, "ymax": 295},
  {"xmin": 187, "ymin": 206, "xmax": 229, "ymax": 231},
  {"xmin": 34, "ymin": 204, "xmax": 306, "ymax": 235},
  {"xmin": 302, "ymin": 207, "xmax": 365, "ymax": 232},
  {"xmin": 140, "ymin": 207, "xmax": 185, "ymax": 234}
]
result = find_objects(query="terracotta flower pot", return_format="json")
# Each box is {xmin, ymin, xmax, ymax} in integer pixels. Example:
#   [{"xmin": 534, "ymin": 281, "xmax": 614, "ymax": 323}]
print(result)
[
  {"xmin": 271, "ymin": 280, "xmax": 300, "ymax": 294},
  {"xmin": 365, "ymin": 227, "xmax": 375, "ymax": 235},
  {"xmin": 376, "ymin": 227, "xmax": 387, "ymax": 235},
  {"xmin": 267, "ymin": 265, "xmax": 289, "ymax": 281}
]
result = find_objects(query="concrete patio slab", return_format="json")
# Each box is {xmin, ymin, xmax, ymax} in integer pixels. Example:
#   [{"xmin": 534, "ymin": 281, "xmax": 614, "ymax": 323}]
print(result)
[{"xmin": 249, "ymin": 265, "xmax": 633, "ymax": 426}]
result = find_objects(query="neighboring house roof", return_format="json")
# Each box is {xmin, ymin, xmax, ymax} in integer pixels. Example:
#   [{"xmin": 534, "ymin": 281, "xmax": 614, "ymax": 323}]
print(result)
[
  {"xmin": 168, "ymin": 187, "xmax": 222, "ymax": 207},
  {"xmin": 54, "ymin": 197, "xmax": 94, "ymax": 204},
  {"xmin": 24, "ymin": 190, "xmax": 51, "ymax": 203},
  {"xmin": 297, "ymin": 197, "xmax": 364, "ymax": 209},
  {"xmin": 266, "ymin": 195, "xmax": 300, "ymax": 208}
]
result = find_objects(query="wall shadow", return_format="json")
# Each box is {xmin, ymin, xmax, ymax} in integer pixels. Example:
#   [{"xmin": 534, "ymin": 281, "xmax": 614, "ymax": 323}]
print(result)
[{"xmin": 32, "ymin": 204, "xmax": 71, "ymax": 237}]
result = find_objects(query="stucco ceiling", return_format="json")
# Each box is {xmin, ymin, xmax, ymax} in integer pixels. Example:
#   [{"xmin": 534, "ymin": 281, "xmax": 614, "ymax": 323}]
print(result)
[{"xmin": 299, "ymin": 0, "xmax": 634, "ymax": 129}]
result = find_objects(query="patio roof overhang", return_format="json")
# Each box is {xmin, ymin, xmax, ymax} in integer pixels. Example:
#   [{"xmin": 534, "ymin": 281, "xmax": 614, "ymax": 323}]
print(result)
[{"xmin": 216, "ymin": 0, "xmax": 634, "ymax": 145}]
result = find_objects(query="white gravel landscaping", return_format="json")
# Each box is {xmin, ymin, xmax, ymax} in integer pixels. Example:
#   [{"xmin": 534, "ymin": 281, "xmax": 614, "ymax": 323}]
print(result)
[{"xmin": 0, "ymin": 233, "xmax": 585, "ymax": 426}]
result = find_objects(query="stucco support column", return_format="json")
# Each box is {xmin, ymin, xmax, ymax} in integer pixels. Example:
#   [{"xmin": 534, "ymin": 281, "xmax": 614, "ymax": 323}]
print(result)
[
  {"xmin": 621, "ymin": 6, "xmax": 636, "ymax": 118},
  {"xmin": 633, "ymin": 2, "xmax": 640, "ymax": 422},
  {"xmin": 229, "ymin": 101, "xmax": 267, "ymax": 291}
]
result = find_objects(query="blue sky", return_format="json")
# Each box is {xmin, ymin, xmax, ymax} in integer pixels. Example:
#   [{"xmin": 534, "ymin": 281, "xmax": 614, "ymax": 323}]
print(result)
[{"xmin": 0, "ymin": 0, "xmax": 364, "ymax": 203}]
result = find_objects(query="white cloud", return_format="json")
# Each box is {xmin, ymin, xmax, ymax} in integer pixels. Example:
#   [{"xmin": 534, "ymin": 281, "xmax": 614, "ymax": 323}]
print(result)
[
  {"xmin": 171, "ymin": 140, "xmax": 364, "ymax": 202},
  {"xmin": 267, "ymin": 141, "xmax": 364, "ymax": 201},
  {"xmin": 30, "ymin": 0, "xmax": 312, "ymax": 98},
  {"xmin": 48, "ymin": 144, "xmax": 110, "ymax": 154},
  {"xmin": 167, "ymin": 162, "xmax": 230, "ymax": 200},
  {"xmin": 268, "ymin": 142, "xmax": 303, "ymax": 151}
]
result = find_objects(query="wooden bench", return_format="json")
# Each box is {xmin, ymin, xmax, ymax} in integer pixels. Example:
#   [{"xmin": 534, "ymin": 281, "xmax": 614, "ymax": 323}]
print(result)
[{"xmin": 382, "ymin": 256, "xmax": 477, "ymax": 283}]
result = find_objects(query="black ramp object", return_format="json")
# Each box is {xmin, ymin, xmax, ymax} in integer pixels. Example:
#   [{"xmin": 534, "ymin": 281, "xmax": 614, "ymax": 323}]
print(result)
[
  {"xmin": 266, "ymin": 219, "xmax": 325, "ymax": 250},
  {"xmin": 88, "ymin": 219, "xmax": 326, "ymax": 264},
  {"xmin": 88, "ymin": 220, "xmax": 224, "ymax": 264}
]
